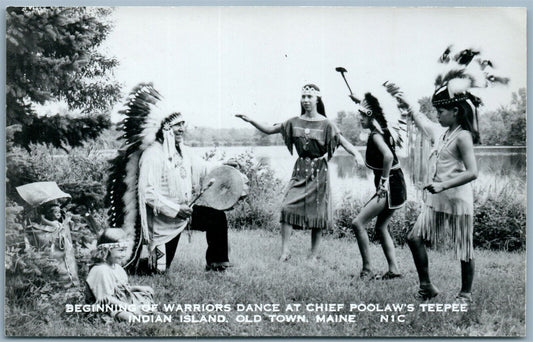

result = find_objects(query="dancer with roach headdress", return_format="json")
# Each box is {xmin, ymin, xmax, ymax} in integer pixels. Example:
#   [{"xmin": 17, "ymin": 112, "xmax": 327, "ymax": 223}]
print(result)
[
  {"xmin": 404, "ymin": 47, "xmax": 509, "ymax": 303},
  {"xmin": 345, "ymin": 82, "xmax": 408, "ymax": 281}
]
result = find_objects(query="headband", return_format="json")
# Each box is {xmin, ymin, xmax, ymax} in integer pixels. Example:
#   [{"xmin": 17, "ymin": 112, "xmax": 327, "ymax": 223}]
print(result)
[
  {"xmin": 97, "ymin": 241, "xmax": 128, "ymax": 251},
  {"xmin": 162, "ymin": 112, "xmax": 185, "ymax": 131},
  {"xmin": 301, "ymin": 85, "xmax": 321, "ymax": 97},
  {"xmin": 358, "ymin": 100, "xmax": 373, "ymax": 117},
  {"xmin": 431, "ymin": 85, "xmax": 470, "ymax": 107}
]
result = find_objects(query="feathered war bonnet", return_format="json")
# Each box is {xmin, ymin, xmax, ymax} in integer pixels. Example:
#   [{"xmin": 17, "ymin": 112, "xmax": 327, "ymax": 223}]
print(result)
[
  {"xmin": 105, "ymin": 83, "xmax": 182, "ymax": 273},
  {"xmin": 353, "ymin": 82, "xmax": 408, "ymax": 149},
  {"xmin": 431, "ymin": 46, "xmax": 509, "ymax": 141}
]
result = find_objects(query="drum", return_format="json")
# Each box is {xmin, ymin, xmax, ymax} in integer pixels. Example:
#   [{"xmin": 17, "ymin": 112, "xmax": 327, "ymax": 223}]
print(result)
[{"xmin": 195, "ymin": 166, "xmax": 248, "ymax": 210}]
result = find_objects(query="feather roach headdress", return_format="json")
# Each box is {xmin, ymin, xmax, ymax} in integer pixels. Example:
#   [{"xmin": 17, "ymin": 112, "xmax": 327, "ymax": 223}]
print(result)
[
  {"xmin": 105, "ymin": 83, "xmax": 176, "ymax": 273},
  {"xmin": 432, "ymin": 46, "xmax": 509, "ymax": 133},
  {"xmin": 431, "ymin": 46, "xmax": 509, "ymax": 112},
  {"xmin": 354, "ymin": 81, "xmax": 408, "ymax": 149},
  {"xmin": 405, "ymin": 46, "xmax": 509, "ymax": 194}
]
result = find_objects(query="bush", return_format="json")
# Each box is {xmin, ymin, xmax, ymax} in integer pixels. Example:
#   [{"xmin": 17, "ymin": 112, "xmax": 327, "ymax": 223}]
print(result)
[
  {"xmin": 6, "ymin": 145, "xmax": 110, "ymax": 209},
  {"xmin": 332, "ymin": 178, "xmax": 527, "ymax": 252},
  {"xmin": 5, "ymin": 203, "xmax": 100, "ymax": 333},
  {"xmin": 225, "ymin": 150, "xmax": 283, "ymax": 231},
  {"xmin": 7, "ymin": 143, "xmax": 526, "ymax": 252},
  {"xmin": 473, "ymin": 177, "xmax": 526, "ymax": 252}
]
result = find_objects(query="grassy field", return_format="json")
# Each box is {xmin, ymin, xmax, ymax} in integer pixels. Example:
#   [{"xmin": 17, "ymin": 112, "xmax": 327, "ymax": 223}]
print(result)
[{"xmin": 5, "ymin": 229, "xmax": 526, "ymax": 337}]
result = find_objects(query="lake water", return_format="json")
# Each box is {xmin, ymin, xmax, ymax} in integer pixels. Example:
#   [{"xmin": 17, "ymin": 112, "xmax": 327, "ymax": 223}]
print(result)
[{"xmin": 192, "ymin": 145, "xmax": 527, "ymax": 203}]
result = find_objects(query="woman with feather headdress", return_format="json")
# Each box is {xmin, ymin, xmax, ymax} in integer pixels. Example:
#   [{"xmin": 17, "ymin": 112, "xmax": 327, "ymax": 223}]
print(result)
[
  {"xmin": 347, "ymin": 83, "xmax": 407, "ymax": 281},
  {"xmin": 405, "ymin": 47, "xmax": 509, "ymax": 303}
]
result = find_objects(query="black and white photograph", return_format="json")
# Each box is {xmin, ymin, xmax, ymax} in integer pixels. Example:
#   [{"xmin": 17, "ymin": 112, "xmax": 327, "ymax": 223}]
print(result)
[{"xmin": 4, "ymin": 5, "xmax": 527, "ymax": 337}]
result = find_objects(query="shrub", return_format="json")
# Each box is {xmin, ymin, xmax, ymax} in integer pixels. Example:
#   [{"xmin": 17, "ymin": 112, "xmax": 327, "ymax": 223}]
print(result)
[
  {"xmin": 225, "ymin": 150, "xmax": 283, "ymax": 231},
  {"xmin": 473, "ymin": 176, "xmax": 526, "ymax": 252},
  {"xmin": 6, "ymin": 144, "xmax": 526, "ymax": 252},
  {"xmin": 332, "ymin": 177, "xmax": 527, "ymax": 252},
  {"xmin": 6, "ymin": 145, "xmax": 110, "ymax": 209},
  {"xmin": 5, "ymin": 203, "xmax": 101, "ymax": 333}
]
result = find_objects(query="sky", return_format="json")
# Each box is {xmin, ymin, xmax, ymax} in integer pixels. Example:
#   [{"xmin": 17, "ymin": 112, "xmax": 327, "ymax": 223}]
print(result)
[{"xmin": 100, "ymin": 6, "xmax": 527, "ymax": 128}]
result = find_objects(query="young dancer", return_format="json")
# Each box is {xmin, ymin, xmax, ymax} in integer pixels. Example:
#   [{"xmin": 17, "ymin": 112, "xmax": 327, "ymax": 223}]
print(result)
[
  {"xmin": 348, "ymin": 85, "xmax": 407, "ymax": 280},
  {"xmin": 406, "ymin": 47, "xmax": 508, "ymax": 302}
]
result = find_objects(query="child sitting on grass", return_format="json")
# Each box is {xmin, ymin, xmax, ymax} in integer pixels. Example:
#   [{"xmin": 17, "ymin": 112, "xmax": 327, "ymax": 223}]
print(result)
[{"xmin": 86, "ymin": 228, "xmax": 157, "ymax": 322}]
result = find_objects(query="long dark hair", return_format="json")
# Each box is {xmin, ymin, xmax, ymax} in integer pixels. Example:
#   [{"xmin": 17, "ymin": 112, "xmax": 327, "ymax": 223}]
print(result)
[
  {"xmin": 437, "ymin": 101, "xmax": 480, "ymax": 144},
  {"xmin": 300, "ymin": 84, "xmax": 326, "ymax": 117},
  {"xmin": 363, "ymin": 92, "xmax": 387, "ymax": 129}
]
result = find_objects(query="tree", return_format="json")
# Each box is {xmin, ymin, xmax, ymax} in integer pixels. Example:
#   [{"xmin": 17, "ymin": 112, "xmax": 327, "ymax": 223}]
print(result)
[
  {"xmin": 6, "ymin": 7, "xmax": 122, "ymax": 150},
  {"xmin": 253, "ymin": 130, "xmax": 273, "ymax": 146},
  {"xmin": 335, "ymin": 110, "xmax": 364, "ymax": 145},
  {"xmin": 417, "ymin": 96, "xmax": 438, "ymax": 122},
  {"xmin": 505, "ymin": 88, "xmax": 526, "ymax": 146},
  {"xmin": 479, "ymin": 88, "xmax": 526, "ymax": 146},
  {"xmin": 479, "ymin": 110, "xmax": 506, "ymax": 145}
]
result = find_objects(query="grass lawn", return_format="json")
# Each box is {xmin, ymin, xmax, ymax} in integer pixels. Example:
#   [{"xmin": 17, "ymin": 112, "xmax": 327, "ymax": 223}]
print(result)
[{"xmin": 5, "ymin": 229, "xmax": 526, "ymax": 337}]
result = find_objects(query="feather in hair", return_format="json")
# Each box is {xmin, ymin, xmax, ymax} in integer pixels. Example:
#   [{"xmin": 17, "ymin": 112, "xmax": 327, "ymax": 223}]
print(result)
[
  {"xmin": 435, "ymin": 46, "xmax": 509, "ymax": 91},
  {"xmin": 360, "ymin": 83, "xmax": 407, "ymax": 150}
]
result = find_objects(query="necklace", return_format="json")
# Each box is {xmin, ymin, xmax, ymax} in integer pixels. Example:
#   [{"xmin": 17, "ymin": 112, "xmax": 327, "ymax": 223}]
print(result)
[
  {"xmin": 429, "ymin": 126, "xmax": 462, "ymax": 180},
  {"xmin": 169, "ymin": 152, "xmax": 188, "ymax": 179},
  {"xmin": 436, "ymin": 126, "xmax": 462, "ymax": 157},
  {"xmin": 433, "ymin": 125, "xmax": 461, "ymax": 163}
]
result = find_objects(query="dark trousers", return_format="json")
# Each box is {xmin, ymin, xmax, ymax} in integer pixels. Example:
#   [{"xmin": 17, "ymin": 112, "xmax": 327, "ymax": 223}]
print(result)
[{"xmin": 165, "ymin": 206, "xmax": 229, "ymax": 268}]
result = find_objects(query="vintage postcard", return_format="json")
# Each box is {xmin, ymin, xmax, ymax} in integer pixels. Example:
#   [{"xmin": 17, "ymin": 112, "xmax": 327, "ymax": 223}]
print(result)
[{"xmin": 4, "ymin": 6, "xmax": 527, "ymax": 337}]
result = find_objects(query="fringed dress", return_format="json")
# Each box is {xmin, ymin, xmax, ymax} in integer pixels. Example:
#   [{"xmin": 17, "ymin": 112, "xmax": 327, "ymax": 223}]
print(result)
[
  {"xmin": 279, "ymin": 116, "xmax": 340, "ymax": 230},
  {"xmin": 411, "ymin": 127, "xmax": 474, "ymax": 261}
]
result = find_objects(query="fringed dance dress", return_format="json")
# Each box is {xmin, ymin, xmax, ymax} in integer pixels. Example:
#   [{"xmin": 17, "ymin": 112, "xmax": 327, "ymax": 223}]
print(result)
[
  {"xmin": 411, "ymin": 127, "xmax": 475, "ymax": 261},
  {"xmin": 279, "ymin": 116, "xmax": 340, "ymax": 230}
]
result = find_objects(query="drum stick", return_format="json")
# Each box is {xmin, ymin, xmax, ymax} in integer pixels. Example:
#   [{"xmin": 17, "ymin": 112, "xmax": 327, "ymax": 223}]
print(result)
[{"xmin": 188, "ymin": 178, "xmax": 215, "ymax": 207}]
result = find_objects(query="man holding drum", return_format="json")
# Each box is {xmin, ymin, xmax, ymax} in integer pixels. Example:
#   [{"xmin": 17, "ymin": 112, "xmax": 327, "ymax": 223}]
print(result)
[{"xmin": 107, "ymin": 84, "xmax": 247, "ymax": 274}]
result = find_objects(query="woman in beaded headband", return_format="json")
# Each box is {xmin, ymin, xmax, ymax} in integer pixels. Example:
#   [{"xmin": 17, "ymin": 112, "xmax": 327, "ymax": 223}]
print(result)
[
  {"xmin": 300, "ymin": 84, "xmax": 326, "ymax": 117},
  {"xmin": 236, "ymin": 83, "xmax": 363, "ymax": 262}
]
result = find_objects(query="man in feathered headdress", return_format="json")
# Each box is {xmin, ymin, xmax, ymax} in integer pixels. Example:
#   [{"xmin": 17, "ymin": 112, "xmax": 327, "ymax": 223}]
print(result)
[{"xmin": 107, "ymin": 84, "xmax": 240, "ymax": 274}]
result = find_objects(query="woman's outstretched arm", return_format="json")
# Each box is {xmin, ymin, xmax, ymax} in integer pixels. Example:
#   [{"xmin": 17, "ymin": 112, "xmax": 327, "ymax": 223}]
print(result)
[{"xmin": 235, "ymin": 114, "xmax": 281, "ymax": 135}]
